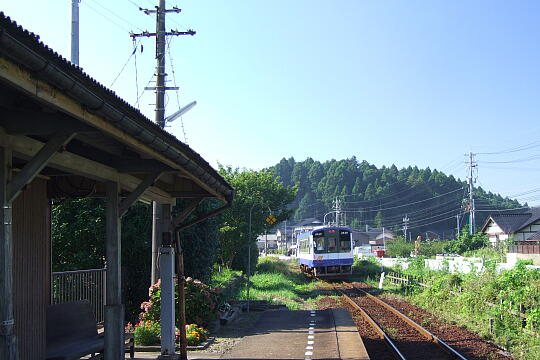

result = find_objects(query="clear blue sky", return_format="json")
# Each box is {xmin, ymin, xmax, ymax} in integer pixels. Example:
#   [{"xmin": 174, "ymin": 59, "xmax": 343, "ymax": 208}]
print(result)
[{"xmin": 3, "ymin": 1, "xmax": 540, "ymax": 205}]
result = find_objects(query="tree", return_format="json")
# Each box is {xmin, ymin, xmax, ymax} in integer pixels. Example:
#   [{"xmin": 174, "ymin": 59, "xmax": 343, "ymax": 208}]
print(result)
[
  {"xmin": 445, "ymin": 228, "xmax": 488, "ymax": 254},
  {"xmin": 217, "ymin": 167, "xmax": 296, "ymax": 273}
]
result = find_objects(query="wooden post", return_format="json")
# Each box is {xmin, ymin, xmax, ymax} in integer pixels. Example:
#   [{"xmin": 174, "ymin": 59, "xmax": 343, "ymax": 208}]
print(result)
[
  {"xmin": 175, "ymin": 232, "xmax": 188, "ymax": 360},
  {"xmin": 104, "ymin": 181, "xmax": 124, "ymax": 359},
  {"xmin": 489, "ymin": 318, "xmax": 494, "ymax": 334},
  {"xmin": 0, "ymin": 147, "xmax": 17, "ymax": 360}
]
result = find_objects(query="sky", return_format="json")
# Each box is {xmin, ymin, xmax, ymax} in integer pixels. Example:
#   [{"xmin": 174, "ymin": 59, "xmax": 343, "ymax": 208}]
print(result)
[{"xmin": 2, "ymin": 1, "xmax": 540, "ymax": 205}]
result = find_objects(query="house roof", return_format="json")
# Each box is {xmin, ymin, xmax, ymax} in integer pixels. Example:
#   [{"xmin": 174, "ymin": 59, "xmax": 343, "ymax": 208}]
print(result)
[
  {"xmin": 0, "ymin": 12, "xmax": 233, "ymax": 202},
  {"xmin": 481, "ymin": 208, "xmax": 540, "ymax": 234}
]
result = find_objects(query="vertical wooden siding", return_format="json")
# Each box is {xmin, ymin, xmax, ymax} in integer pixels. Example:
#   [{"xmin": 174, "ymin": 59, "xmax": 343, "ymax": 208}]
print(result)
[{"xmin": 13, "ymin": 178, "xmax": 49, "ymax": 360}]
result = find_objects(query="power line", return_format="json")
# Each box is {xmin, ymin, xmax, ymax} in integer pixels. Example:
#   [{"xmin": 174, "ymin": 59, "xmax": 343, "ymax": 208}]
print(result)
[
  {"xmin": 343, "ymin": 187, "xmax": 464, "ymax": 212},
  {"xmin": 110, "ymin": 39, "xmax": 140, "ymax": 88},
  {"xmin": 477, "ymin": 140, "xmax": 540, "ymax": 155},
  {"xmin": 81, "ymin": 1, "xmax": 132, "ymax": 33},
  {"xmin": 165, "ymin": 36, "xmax": 188, "ymax": 143},
  {"xmin": 88, "ymin": 0, "xmax": 145, "ymax": 32}
]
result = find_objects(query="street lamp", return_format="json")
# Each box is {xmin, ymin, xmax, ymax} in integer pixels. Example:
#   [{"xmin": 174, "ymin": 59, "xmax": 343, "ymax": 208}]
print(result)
[
  {"xmin": 323, "ymin": 211, "xmax": 336, "ymax": 225},
  {"xmin": 247, "ymin": 202, "xmax": 272, "ymax": 312}
]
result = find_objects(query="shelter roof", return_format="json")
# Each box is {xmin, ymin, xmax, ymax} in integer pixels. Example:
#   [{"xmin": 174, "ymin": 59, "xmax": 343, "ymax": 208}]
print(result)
[{"xmin": 0, "ymin": 12, "xmax": 233, "ymax": 203}]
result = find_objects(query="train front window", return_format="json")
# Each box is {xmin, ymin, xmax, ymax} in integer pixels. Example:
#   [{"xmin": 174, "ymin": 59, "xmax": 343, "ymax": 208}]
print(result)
[
  {"xmin": 314, "ymin": 238, "xmax": 325, "ymax": 252},
  {"xmin": 313, "ymin": 231, "xmax": 325, "ymax": 253},
  {"xmin": 339, "ymin": 230, "xmax": 351, "ymax": 252},
  {"xmin": 327, "ymin": 238, "xmax": 337, "ymax": 252}
]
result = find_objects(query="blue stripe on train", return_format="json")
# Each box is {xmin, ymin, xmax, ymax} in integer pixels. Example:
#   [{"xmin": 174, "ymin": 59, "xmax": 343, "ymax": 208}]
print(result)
[{"xmin": 298, "ymin": 258, "xmax": 354, "ymax": 267}]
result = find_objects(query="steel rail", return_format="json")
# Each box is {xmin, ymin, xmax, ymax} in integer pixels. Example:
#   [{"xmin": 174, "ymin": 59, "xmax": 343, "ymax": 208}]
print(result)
[
  {"xmin": 336, "ymin": 286, "xmax": 407, "ymax": 360},
  {"xmin": 342, "ymin": 283, "xmax": 469, "ymax": 360}
]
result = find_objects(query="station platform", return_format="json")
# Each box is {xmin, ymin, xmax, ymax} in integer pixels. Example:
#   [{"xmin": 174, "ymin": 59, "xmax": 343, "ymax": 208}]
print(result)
[{"xmin": 221, "ymin": 308, "xmax": 369, "ymax": 360}]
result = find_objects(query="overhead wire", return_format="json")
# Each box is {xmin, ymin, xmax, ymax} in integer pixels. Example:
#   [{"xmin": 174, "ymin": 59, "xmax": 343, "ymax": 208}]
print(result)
[
  {"xmin": 110, "ymin": 39, "xmax": 141, "ymax": 88},
  {"xmin": 88, "ymin": 0, "xmax": 145, "ymax": 32},
  {"xmin": 165, "ymin": 36, "xmax": 188, "ymax": 143},
  {"xmin": 81, "ymin": 1, "xmax": 132, "ymax": 33}
]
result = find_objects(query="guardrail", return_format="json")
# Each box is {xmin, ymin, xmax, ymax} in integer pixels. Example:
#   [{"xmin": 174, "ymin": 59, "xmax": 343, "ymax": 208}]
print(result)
[{"xmin": 51, "ymin": 268, "xmax": 106, "ymax": 324}]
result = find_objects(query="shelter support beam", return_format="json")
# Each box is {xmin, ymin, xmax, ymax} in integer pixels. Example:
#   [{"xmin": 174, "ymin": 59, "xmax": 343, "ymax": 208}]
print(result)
[
  {"xmin": 104, "ymin": 181, "xmax": 124, "ymax": 360},
  {"xmin": 0, "ymin": 147, "xmax": 16, "ymax": 360},
  {"xmin": 172, "ymin": 197, "xmax": 203, "ymax": 228},
  {"xmin": 119, "ymin": 172, "xmax": 163, "ymax": 217},
  {"xmin": 3, "ymin": 132, "xmax": 173, "ymax": 204},
  {"xmin": 8, "ymin": 130, "xmax": 75, "ymax": 202}
]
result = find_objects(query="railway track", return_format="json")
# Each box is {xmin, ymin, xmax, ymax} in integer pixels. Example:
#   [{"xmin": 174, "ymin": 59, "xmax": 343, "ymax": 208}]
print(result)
[{"xmin": 336, "ymin": 282, "xmax": 469, "ymax": 360}]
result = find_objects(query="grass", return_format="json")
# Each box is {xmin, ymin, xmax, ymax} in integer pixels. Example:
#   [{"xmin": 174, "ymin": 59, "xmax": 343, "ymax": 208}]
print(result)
[{"xmin": 237, "ymin": 257, "xmax": 329, "ymax": 309}]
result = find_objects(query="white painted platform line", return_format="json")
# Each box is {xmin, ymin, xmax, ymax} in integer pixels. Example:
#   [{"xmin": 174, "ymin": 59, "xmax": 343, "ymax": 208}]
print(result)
[
  {"xmin": 305, "ymin": 351, "xmax": 313, "ymax": 356},
  {"xmin": 308, "ymin": 335, "xmax": 314, "ymax": 339},
  {"xmin": 306, "ymin": 346, "xmax": 313, "ymax": 350},
  {"xmin": 307, "ymin": 340, "xmax": 314, "ymax": 345}
]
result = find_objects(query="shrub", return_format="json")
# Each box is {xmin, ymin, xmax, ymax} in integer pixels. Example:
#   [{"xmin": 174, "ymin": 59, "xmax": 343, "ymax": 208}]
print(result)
[
  {"xmin": 131, "ymin": 320, "xmax": 160, "ymax": 346},
  {"xmin": 139, "ymin": 277, "xmax": 221, "ymax": 327},
  {"xmin": 182, "ymin": 324, "xmax": 210, "ymax": 346}
]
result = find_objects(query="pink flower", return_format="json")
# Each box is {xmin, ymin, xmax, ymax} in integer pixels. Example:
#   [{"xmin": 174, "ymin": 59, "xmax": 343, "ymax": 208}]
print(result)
[{"xmin": 140, "ymin": 301, "xmax": 153, "ymax": 312}]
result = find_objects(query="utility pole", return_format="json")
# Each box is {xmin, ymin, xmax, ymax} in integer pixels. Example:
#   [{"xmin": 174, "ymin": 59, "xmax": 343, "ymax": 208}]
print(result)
[
  {"xmin": 71, "ymin": 0, "xmax": 80, "ymax": 65},
  {"xmin": 466, "ymin": 152, "xmax": 477, "ymax": 235},
  {"xmin": 131, "ymin": 0, "xmax": 195, "ymax": 285},
  {"xmin": 402, "ymin": 214, "xmax": 409, "ymax": 240},
  {"xmin": 131, "ymin": 3, "xmax": 195, "ymax": 359},
  {"xmin": 456, "ymin": 213, "xmax": 460, "ymax": 238},
  {"xmin": 332, "ymin": 197, "xmax": 343, "ymax": 226}
]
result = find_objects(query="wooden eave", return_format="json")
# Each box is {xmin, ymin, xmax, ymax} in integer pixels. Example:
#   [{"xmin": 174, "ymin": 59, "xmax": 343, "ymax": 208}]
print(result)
[
  {"xmin": 0, "ymin": 57, "xmax": 228, "ymax": 203},
  {"xmin": 0, "ymin": 57, "xmax": 224, "ymax": 204}
]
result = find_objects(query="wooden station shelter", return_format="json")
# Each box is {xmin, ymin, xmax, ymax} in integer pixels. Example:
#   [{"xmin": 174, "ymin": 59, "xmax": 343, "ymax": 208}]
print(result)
[{"xmin": 0, "ymin": 13, "xmax": 234, "ymax": 360}]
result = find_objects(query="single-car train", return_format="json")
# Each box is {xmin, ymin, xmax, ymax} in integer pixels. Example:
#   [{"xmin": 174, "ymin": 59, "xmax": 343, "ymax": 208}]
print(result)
[{"xmin": 296, "ymin": 226, "xmax": 353, "ymax": 277}]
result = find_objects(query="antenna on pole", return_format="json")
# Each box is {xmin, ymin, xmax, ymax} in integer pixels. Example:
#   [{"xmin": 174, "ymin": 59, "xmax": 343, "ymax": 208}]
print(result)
[{"xmin": 71, "ymin": 0, "xmax": 80, "ymax": 65}]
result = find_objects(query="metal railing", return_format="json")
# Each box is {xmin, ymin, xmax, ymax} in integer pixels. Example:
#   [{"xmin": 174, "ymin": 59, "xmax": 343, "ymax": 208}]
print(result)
[{"xmin": 51, "ymin": 268, "xmax": 106, "ymax": 324}]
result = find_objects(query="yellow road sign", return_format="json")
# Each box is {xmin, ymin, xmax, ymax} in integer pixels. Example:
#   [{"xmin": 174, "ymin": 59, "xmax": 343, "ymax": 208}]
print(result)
[{"xmin": 265, "ymin": 215, "xmax": 277, "ymax": 225}]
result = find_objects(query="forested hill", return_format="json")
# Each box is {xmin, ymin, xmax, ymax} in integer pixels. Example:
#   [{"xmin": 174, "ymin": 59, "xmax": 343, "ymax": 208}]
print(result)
[{"xmin": 269, "ymin": 157, "xmax": 522, "ymax": 237}]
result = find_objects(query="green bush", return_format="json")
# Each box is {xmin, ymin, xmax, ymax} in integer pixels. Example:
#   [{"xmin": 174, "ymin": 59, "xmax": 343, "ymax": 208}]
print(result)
[
  {"xmin": 445, "ymin": 229, "xmax": 488, "ymax": 254},
  {"xmin": 386, "ymin": 236, "xmax": 413, "ymax": 257},
  {"xmin": 184, "ymin": 324, "xmax": 210, "ymax": 346},
  {"xmin": 139, "ymin": 277, "xmax": 220, "ymax": 327},
  {"xmin": 133, "ymin": 320, "xmax": 160, "ymax": 346}
]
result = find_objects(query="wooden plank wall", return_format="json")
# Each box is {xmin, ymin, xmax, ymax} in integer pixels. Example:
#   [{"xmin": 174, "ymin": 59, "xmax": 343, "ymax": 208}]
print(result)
[{"xmin": 13, "ymin": 178, "xmax": 49, "ymax": 360}]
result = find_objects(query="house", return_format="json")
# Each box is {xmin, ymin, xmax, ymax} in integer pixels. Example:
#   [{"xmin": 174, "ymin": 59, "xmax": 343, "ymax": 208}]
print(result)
[
  {"xmin": 351, "ymin": 228, "xmax": 395, "ymax": 252},
  {"xmin": 256, "ymin": 233, "xmax": 279, "ymax": 251},
  {"xmin": 291, "ymin": 218, "xmax": 323, "ymax": 245},
  {"xmin": 481, "ymin": 208, "xmax": 540, "ymax": 245},
  {"xmin": 482, "ymin": 209, "xmax": 540, "ymax": 265},
  {"xmin": 0, "ymin": 13, "xmax": 233, "ymax": 360}
]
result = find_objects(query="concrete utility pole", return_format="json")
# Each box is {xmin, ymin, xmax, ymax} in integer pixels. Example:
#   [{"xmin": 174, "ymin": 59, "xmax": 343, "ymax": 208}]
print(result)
[
  {"xmin": 456, "ymin": 213, "xmax": 460, "ymax": 238},
  {"xmin": 466, "ymin": 152, "xmax": 477, "ymax": 235},
  {"xmin": 332, "ymin": 197, "xmax": 343, "ymax": 226},
  {"xmin": 131, "ymin": 0, "xmax": 195, "ymax": 286},
  {"xmin": 131, "ymin": 3, "xmax": 195, "ymax": 359},
  {"xmin": 71, "ymin": 0, "xmax": 80, "ymax": 65},
  {"xmin": 402, "ymin": 214, "xmax": 409, "ymax": 240}
]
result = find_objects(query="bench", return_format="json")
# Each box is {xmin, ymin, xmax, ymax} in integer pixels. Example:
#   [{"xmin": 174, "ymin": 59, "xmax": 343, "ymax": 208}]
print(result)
[{"xmin": 46, "ymin": 301, "xmax": 134, "ymax": 360}]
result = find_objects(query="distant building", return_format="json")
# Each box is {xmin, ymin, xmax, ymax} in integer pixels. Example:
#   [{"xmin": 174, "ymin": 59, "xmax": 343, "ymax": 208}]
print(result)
[
  {"xmin": 482, "ymin": 208, "xmax": 540, "ymax": 265},
  {"xmin": 351, "ymin": 228, "xmax": 395, "ymax": 252},
  {"xmin": 256, "ymin": 233, "xmax": 279, "ymax": 251},
  {"xmin": 481, "ymin": 208, "xmax": 540, "ymax": 245}
]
